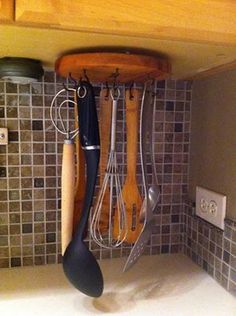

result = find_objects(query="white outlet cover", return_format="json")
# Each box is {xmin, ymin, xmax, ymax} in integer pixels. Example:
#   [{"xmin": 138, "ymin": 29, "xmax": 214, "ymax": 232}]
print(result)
[{"xmin": 196, "ymin": 186, "xmax": 226, "ymax": 230}]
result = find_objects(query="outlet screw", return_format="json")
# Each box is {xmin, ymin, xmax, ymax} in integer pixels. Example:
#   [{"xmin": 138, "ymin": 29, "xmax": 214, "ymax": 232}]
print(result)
[{"xmin": 0, "ymin": 133, "xmax": 5, "ymax": 140}]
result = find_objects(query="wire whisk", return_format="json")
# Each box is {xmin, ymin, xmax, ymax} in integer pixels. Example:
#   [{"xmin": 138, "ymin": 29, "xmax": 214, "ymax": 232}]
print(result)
[{"xmin": 90, "ymin": 88, "xmax": 127, "ymax": 249}]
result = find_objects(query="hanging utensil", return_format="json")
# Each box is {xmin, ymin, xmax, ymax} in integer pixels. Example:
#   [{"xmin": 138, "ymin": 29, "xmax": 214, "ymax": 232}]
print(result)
[
  {"xmin": 63, "ymin": 81, "xmax": 103, "ymax": 298},
  {"xmin": 73, "ymin": 91, "xmax": 86, "ymax": 234},
  {"xmin": 50, "ymin": 88, "xmax": 78, "ymax": 255},
  {"xmin": 123, "ymin": 82, "xmax": 160, "ymax": 272},
  {"xmin": 96, "ymin": 87, "xmax": 113, "ymax": 233},
  {"xmin": 91, "ymin": 87, "xmax": 127, "ymax": 249},
  {"xmin": 113, "ymin": 88, "xmax": 143, "ymax": 244}
]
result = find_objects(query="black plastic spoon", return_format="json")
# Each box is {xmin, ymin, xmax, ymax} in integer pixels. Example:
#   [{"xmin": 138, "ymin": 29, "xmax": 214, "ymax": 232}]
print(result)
[{"xmin": 62, "ymin": 81, "xmax": 103, "ymax": 297}]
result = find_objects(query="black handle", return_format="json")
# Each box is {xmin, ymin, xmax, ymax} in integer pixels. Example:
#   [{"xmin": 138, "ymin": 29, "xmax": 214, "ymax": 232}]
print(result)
[
  {"xmin": 77, "ymin": 81, "xmax": 100, "ymax": 148},
  {"xmin": 74, "ymin": 149, "xmax": 100, "ymax": 240},
  {"xmin": 75, "ymin": 81, "xmax": 100, "ymax": 240}
]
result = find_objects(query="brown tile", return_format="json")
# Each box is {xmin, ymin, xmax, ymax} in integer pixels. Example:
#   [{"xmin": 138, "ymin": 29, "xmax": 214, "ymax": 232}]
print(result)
[
  {"xmin": 0, "ymin": 258, "xmax": 9, "ymax": 268},
  {"xmin": 23, "ymin": 246, "xmax": 33, "ymax": 256},
  {"xmin": 0, "ymin": 179, "xmax": 7, "ymax": 189},
  {"xmin": 8, "ymin": 178, "xmax": 19, "ymax": 189},
  {"xmin": 10, "ymin": 247, "xmax": 21, "ymax": 256},
  {"xmin": 34, "ymin": 212, "xmax": 44, "ymax": 222},
  {"xmin": 21, "ymin": 201, "xmax": 32, "ymax": 212},
  {"xmin": 46, "ymin": 143, "xmax": 56, "ymax": 153},
  {"xmin": 46, "ymin": 200, "xmax": 56, "ymax": 210},
  {"xmin": 19, "ymin": 95, "xmax": 31, "ymax": 106},
  {"xmin": 19, "ymin": 107, "xmax": 31, "ymax": 119},
  {"xmin": 10, "ymin": 235, "xmax": 21, "ymax": 246},
  {"xmin": 0, "ymin": 191, "xmax": 7, "ymax": 201},
  {"xmin": 21, "ymin": 166, "xmax": 32, "ymax": 177},
  {"xmin": 33, "ymin": 189, "xmax": 44, "ymax": 199},
  {"xmin": 46, "ymin": 222, "xmax": 56, "ymax": 232},
  {"xmin": 0, "ymin": 146, "xmax": 6, "ymax": 154},
  {"xmin": 35, "ymin": 245, "xmax": 45, "ymax": 255},
  {"xmin": 32, "ymin": 107, "xmax": 43, "ymax": 119},
  {"xmin": 22, "ymin": 223, "xmax": 32, "ymax": 234},
  {"xmin": 8, "ymin": 167, "xmax": 19, "ymax": 177},
  {"xmin": 34, "ymin": 223, "xmax": 45, "ymax": 233},
  {"xmin": 33, "ymin": 166, "xmax": 44, "ymax": 177},
  {"xmin": 21, "ymin": 155, "xmax": 32, "ymax": 165},
  {"xmin": 33, "ymin": 131, "xmax": 44, "ymax": 142},
  {"xmin": 33, "ymin": 155, "xmax": 44, "ymax": 165},
  {"xmin": 11, "ymin": 257, "xmax": 21, "ymax": 267},
  {"xmin": 32, "ymin": 96, "xmax": 43, "ymax": 107},
  {"xmin": 33, "ymin": 144, "xmax": 44, "ymax": 153},
  {"xmin": 21, "ymin": 190, "xmax": 32, "ymax": 200},
  {"xmin": 46, "ymin": 166, "xmax": 56, "ymax": 176},
  {"xmin": 21, "ymin": 178, "xmax": 32, "ymax": 188},
  {"xmin": 0, "ymin": 156, "xmax": 6, "ymax": 164},
  {"xmin": 46, "ymin": 211, "xmax": 56, "ymax": 221},
  {"xmin": 6, "ymin": 83, "xmax": 17, "ymax": 94},
  {"xmin": 35, "ymin": 256, "xmax": 45, "ymax": 265},
  {"xmin": 8, "ymin": 143, "xmax": 19, "ymax": 153},
  {"xmin": 10, "ymin": 224, "xmax": 20, "ymax": 235},
  {"xmin": 10, "ymin": 213, "xmax": 20, "ymax": 223},
  {"xmin": 6, "ymin": 119, "xmax": 19, "ymax": 130},
  {"xmin": 23, "ymin": 257, "xmax": 33, "ymax": 266},
  {"xmin": 6, "ymin": 107, "xmax": 18, "ymax": 118},
  {"xmin": 0, "ymin": 247, "xmax": 9, "ymax": 258},
  {"xmin": 46, "ymin": 255, "xmax": 56, "ymax": 264},
  {"xmin": 22, "ymin": 234, "xmax": 33, "ymax": 245},
  {"xmin": 20, "ymin": 119, "xmax": 31, "ymax": 130},
  {"xmin": 22, "ymin": 212, "xmax": 32, "ymax": 223},
  {"xmin": 9, "ymin": 190, "xmax": 20, "ymax": 200},
  {"xmin": 9, "ymin": 201, "xmax": 20, "ymax": 212},
  {"xmin": 19, "ymin": 84, "xmax": 30, "ymax": 94},
  {"xmin": 0, "ymin": 236, "xmax": 8, "ymax": 246},
  {"xmin": 46, "ymin": 155, "xmax": 56, "ymax": 165},
  {"xmin": 35, "ymin": 234, "xmax": 45, "ymax": 244}
]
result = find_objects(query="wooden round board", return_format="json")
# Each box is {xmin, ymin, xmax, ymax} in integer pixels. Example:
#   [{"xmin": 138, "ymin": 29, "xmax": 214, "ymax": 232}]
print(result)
[{"xmin": 55, "ymin": 52, "xmax": 171, "ymax": 83}]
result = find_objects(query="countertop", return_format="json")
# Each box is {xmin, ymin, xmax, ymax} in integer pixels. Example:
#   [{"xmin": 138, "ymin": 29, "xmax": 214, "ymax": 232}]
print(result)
[{"xmin": 0, "ymin": 254, "xmax": 235, "ymax": 316}]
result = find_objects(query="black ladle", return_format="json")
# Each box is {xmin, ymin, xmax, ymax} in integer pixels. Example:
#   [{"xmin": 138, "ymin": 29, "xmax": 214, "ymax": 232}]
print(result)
[{"xmin": 62, "ymin": 81, "xmax": 103, "ymax": 297}]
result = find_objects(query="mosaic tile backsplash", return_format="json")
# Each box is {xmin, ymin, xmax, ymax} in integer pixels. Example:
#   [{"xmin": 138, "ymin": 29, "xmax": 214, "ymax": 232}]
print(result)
[
  {"xmin": 0, "ymin": 72, "xmax": 191, "ymax": 268},
  {"xmin": 183, "ymin": 201, "xmax": 236, "ymax": 293}
]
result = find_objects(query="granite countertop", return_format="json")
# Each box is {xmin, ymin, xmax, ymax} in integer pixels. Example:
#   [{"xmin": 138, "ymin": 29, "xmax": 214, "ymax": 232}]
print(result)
[{"xmin": 0, "ymin": 254, "xmax": 235, "ymax": 316}]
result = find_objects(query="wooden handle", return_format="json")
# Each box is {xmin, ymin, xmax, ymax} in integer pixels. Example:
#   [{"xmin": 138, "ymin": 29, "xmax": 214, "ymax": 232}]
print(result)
[
  {"xmin": 125, "ymin": 89, "xmax": 140, "ymax": 183},
  {"xmin": 97, "ymin": 88, "xmax": 112, "ymax": 232},
  {"xmin": 100, "ymin": 88, "xmax": 112, "ymax": 182},
  {"xmin": 61, "ymin": 141, "xmax": 75, "ymax": 255}
]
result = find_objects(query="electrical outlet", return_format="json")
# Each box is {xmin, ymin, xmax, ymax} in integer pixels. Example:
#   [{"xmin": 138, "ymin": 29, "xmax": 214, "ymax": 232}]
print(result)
[
  {"xmin": 0, "ymin": 128, "xmax": 8, "ymax": 145},
  {"xmin": 196, "ymin": 186, "xmax": 226, "ymax": 230}
]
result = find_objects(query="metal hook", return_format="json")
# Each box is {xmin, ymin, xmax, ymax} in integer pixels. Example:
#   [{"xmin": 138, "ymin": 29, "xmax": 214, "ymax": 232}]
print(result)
[
  {"xmin": 105, "ymin": 81, "xmax": 109, "ymax": 99},
  {"xmin": 68, "ymin": 73, "xmax": 78, "ymax": 87},
  {"xmin": 129, "ymin": 81, "xmax": 134, "ymax": 100},
  {"xmin": 110, "ymin": 68, "xmax": 120, "ymax": 90},
  {"xmin": 62, "ymin": 82, "xmax": 71, "ymax": 92},
  {"xmin": 83, "ymin": 69, "xmax": 90, "ymax": 83}
]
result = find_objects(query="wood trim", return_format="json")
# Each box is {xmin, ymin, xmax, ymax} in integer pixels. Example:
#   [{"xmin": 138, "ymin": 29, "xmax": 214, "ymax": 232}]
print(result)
[
  {"xmin": 185, "ymin": 60, "xmax": 236, "ymax": 80},
  {"xmin": 0, "ymin": 0, "xmax": 14, "ymax": 22},
  {"xmin": 15, "ymin": 0, "xmax": 236, "ymax": 46}
]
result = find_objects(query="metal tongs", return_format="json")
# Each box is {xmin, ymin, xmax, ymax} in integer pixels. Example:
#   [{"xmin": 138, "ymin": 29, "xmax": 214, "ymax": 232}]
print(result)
[{"xmin": 123, "ymin": 81, "xmax": 160, "ymax": 272}]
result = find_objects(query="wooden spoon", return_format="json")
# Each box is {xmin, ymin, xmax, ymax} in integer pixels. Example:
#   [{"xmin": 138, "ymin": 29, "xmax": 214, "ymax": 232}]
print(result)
[
  {"xmin": 97, "ymin": 88, "xmax": 112, "ymax": 233},
  {"xmin": 113, "ymin": 88, "xmax": 143, "ymax": 243}
]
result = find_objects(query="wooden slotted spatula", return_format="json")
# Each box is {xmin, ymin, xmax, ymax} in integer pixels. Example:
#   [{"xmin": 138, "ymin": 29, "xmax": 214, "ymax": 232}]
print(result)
[
  {"xmin": 113, "ymin": 88, "xmax": 143, "ymax": 244},
  {"xmin": 73, "ymin": 92, "xmax": 86, "ymax": 234},
  {"xmin": 97, "ymin": 88, "xmax": 112, "ymax": 233}
]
